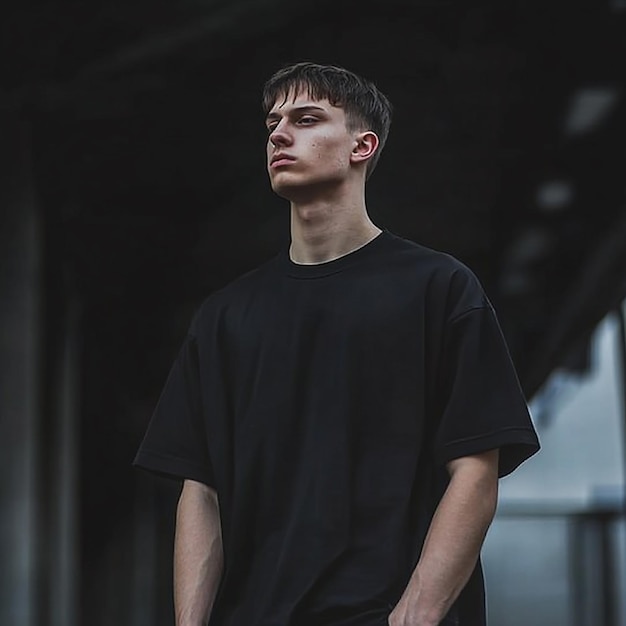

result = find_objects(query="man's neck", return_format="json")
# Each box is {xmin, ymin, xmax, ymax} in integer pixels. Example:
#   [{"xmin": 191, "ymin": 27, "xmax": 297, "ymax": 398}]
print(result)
[{"xmin": 289, "ymin": 192, "xmax": 381, "ymax": 265}]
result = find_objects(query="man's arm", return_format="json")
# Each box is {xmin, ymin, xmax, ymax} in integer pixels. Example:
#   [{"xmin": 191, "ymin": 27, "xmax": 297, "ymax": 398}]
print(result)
[
  {"xmin": 174, "ymin": 479, "xmax": 224, "ymax": 626},
  {"xmin": 389, "ymin": 449, "xmax": 499, "ymax": 626}
]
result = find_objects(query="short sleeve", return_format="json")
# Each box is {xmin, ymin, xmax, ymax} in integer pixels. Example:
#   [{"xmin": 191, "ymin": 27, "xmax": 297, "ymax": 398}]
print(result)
[
  {"xmin": 133, "ymin": 332, "xmax": 215, "ymax": 486},
  {"xmin": 433, "ymin": 302, "xmax": 540, "ymax": 477}
]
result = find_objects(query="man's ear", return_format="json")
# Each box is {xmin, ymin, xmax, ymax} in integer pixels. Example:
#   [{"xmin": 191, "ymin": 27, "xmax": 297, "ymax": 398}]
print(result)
[{"xmin": 350, "ymin": 131, "xmax": 379, "ymax": 166}]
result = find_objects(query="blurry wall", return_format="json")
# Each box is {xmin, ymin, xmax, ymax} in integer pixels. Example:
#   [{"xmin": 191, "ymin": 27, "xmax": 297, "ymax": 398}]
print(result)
[{"xmin": 483, "ymin": 309, "xmax": 626, "ymax": 625}]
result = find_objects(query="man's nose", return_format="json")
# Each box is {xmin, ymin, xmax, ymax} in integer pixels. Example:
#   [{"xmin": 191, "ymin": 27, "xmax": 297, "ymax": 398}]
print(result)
[{"xmin": 269, "ymin": 122, "xmax": 291, "ymax": 147}]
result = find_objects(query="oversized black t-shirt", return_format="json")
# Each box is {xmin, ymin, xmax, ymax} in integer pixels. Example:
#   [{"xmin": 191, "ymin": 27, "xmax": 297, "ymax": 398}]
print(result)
[{"xmin": 134, "ymin": 230, "xmax": 539, "ymax": 626}]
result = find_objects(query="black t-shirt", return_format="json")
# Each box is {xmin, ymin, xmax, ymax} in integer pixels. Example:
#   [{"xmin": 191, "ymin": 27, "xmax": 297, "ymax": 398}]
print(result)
[{"xmin": 134, "ymin": 229, "xmax": 539, "ymax": 626}]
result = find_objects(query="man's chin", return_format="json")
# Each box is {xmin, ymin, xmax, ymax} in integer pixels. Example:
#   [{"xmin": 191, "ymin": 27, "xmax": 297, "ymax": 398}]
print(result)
[{"xmin": 270, "ymin": 177, "xmax": 335, "ymax": 203}]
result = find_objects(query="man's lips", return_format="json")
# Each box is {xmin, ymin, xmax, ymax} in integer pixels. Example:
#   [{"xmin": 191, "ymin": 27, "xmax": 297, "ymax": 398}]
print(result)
[{"xmin": 270, "ymin": 154, "xmax": 296, "ymax": 168}]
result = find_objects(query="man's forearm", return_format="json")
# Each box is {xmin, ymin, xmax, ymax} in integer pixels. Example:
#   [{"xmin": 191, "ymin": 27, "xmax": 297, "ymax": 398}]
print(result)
[
  {"xmin": 174, "ymin": 480, "xmax": 224, "ymax": 626},
  {"xmin": 390, "ymin": 449, "xmax": 499, "ymax": 626}
]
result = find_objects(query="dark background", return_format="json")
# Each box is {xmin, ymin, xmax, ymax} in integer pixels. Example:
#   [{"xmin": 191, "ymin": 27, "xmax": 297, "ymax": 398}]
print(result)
[{"xmin": 2, "ymin": 1, "xmax": 626, "ymax": 624}]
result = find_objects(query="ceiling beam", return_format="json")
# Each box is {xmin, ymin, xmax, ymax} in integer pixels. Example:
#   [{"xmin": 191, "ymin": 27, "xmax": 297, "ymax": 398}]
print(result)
[{"xmin": 525, "ymin": 206, "xmax": 626, "ymax": 396}]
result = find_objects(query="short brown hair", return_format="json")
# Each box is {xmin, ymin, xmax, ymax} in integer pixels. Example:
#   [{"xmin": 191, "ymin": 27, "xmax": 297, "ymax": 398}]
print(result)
[{"xmin": 262, "ymin": 62, "xmax": 392, "ymax": 179}]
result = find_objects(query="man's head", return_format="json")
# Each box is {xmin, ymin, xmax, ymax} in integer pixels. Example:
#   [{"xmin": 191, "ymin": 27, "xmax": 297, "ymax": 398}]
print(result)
[{"xmin": 262, "ymin": 62, "xmax": 392, "ymax": 198}]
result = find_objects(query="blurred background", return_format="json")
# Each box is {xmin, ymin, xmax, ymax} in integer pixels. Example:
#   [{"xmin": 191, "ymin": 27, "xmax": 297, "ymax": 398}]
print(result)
[{"xmin": 2, "ymin": 1, "xmax": 626, "ymax": 624}]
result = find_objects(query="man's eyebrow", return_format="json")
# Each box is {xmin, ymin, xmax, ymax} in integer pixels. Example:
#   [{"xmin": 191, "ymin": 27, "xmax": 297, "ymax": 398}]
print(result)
[{"xmin": 265, "ymin": 105, "xmax": 327, "ymax": 122}]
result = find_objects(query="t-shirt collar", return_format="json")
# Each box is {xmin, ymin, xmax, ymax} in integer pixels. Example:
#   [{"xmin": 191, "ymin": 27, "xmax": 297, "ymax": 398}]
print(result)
[{"xmin": 282, "ymin": 229, "xmax": 392, "ymax": 279}]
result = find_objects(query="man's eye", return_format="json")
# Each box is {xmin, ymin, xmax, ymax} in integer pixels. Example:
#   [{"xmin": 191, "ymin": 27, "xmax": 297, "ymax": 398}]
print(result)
[{"xmin": 298, "ymin": 116, "xmax": 317, "ymax": 125}]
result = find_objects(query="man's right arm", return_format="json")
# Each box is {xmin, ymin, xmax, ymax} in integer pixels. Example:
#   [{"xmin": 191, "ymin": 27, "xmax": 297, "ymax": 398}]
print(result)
[{"xmin": 174, "ymin": 479, "xmax": 224, "ymax": 626}]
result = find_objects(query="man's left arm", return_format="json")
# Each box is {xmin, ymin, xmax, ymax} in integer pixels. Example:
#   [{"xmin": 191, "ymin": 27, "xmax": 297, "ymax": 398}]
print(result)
[{"xmin": 389, "ymin": 449, "xmax": 500, "ymax": 626}]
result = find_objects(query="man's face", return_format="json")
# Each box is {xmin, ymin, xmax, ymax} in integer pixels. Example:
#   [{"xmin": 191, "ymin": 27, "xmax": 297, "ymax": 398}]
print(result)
[{"xmin": 265, "ymin": 90, "xmax": 358, "ymax": 200}]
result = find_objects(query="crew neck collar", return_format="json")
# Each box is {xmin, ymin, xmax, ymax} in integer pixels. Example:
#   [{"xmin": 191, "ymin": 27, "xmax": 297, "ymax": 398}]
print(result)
[{"xmin": 281, "ymin": 229, "xmax": 392, "ymax": 279}]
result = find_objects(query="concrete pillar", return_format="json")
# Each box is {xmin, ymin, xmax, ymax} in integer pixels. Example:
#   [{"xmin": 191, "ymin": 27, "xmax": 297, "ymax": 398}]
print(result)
[
  {"xmin": 0, "ymin": 114, "xmax": 40, "ymax": 625},
  {"xmin": 48, "ymin": 298, "xmax": 79, "ymax": 626},
  {"xmin": 0, "ymin": 110, "xmax": 79, "ymax": 626}
]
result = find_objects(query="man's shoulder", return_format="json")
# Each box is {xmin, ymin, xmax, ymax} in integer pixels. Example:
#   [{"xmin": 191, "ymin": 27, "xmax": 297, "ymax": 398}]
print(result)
[
  {"xmin": 385, "ymin": 231, "xmax": 478, "ymax": 282},
  {"xmin": 190, "ymin": 251, "xmax": 281, "ymax": 330},
  {"xmin": 384, "ymin": 231, "xmax": 488, "ymax": 318}
]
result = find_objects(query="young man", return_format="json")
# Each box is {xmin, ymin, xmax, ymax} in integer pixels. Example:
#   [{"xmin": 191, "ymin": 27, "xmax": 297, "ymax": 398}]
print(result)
[{"xmin": 134, "ymin": 62, "xmax": 540, "ymax": 626}]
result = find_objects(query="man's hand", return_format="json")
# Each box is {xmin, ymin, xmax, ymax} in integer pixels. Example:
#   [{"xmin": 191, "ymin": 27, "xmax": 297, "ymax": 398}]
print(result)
[{"xmin": 388, "ymin": 449, "xmax": 499, "ymax": 626}]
